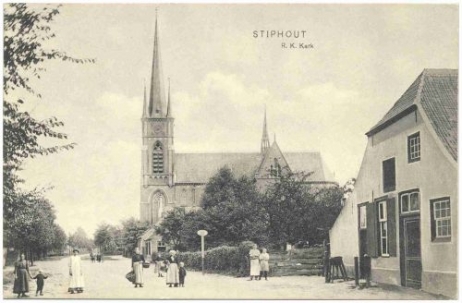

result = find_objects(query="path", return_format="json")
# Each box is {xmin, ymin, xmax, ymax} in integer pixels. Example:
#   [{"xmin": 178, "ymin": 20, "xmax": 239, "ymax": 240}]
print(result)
[{"xmin": 3, "ymin": 254, "xmax": 444, "ymax": 299}]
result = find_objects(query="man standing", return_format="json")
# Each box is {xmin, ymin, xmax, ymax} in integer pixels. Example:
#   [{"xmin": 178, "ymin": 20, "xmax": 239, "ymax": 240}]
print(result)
[{"xmin": 68, "ymin": 249, "xmax": 85, "ymax": 294}]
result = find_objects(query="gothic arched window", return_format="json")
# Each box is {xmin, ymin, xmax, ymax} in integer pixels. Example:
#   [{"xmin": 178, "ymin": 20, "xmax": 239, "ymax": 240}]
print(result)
[
  {"xmin": 271, "ymin": 158, "xmax": 281, "ymax": 177},
  {"xmin": 150, "ymin": 192, "xmax": 165, "ymax": 224},
  {"xmin": 152, "ymin": 141, "xmax": 164, "ymax": 174}
]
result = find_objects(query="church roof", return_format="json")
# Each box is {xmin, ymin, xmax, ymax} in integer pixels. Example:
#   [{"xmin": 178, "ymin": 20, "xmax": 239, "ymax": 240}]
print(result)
[
  {"xmin": 367, "ymin": 69, "xmax": 458, "ymax": 161},
  {"xmin": 174, "ymin": 152, "xmax": 335, "ymax": 183}
]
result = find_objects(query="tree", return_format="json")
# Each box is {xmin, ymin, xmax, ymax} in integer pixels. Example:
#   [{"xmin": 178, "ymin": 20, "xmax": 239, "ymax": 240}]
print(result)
[
  {"xmin": 68, "ymin": 227, "xmax": 93, "ymax": 252},
  {"xmin": 94, "ymin": 223, "xmax": 121, "ymax": 254},
  {"xmin": 51, "ymin": 224, "xmax": 67, "ymax": 254},
  {"xmin": 121, "ymin": 218, "xmax": 149, "ymax": 257},
  {"xmin": 3, "ymin": 3, "xmax": 94, "ymax": 249},
  {"xmin": 155, "ymin": 208, "xmax": 187, "ymax": 250}
]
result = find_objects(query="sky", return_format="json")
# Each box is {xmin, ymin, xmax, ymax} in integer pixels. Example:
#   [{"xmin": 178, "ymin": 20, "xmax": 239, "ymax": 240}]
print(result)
[{"xmin": 10, "ymin": 3, "xmax": 458, "ymax": 237}]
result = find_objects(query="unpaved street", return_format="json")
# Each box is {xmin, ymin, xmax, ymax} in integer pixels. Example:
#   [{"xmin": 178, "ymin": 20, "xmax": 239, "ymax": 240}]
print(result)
[{"xmin": 3, "ymin": 255, "xmax": 443, "ymax": 299}]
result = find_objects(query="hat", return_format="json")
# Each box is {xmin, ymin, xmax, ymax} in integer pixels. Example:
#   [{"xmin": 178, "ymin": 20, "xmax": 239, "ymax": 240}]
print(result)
[
  {"xmin": 169, "ymin": 250, "xmax": 176, "ymax": 255},
  {"xmin": 73, "ymin": 248, "xmax": 79, "ymax": 253}
]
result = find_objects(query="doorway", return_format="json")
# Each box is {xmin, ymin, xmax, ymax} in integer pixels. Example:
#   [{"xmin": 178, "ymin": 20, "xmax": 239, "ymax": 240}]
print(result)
[{"xmin": 400, "ymin": 217, "xmax": 421, "ymax": 288}]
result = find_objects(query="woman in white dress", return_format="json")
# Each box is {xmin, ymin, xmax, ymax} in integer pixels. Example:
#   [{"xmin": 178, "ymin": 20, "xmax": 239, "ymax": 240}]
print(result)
[
  {"xmin": 132, "ymin": 247, "xmax": 145, "ymax": 288},
  {"xmin": 68, "ymin": 249, "xmax": 85, "ymax": 294},
  {"xmin": 248, "ymin": 244, "xmax": 261, "ymax": 281},
  {"xmin": 165, "ymin": 250, "xmax": 179, "ymax": 287},
  {"xmin": 259, "ymin": 248, "xmax": 270, "ymax": 280}
]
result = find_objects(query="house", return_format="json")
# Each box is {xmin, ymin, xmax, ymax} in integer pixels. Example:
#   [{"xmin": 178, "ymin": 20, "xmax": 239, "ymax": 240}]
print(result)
[{"xmin": 329, "ymin": 69, "xmax": 458, "ymax": 298}]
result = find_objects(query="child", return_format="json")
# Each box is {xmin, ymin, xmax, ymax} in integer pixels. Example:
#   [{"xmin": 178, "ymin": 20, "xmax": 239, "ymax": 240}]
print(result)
[
  {"xmin": 179, "ymin": 262, "xmax": 187, "ymax": 287},
  {"xmin": 32, "ymin": 269, "xmax": 48, "ymax": 296}
]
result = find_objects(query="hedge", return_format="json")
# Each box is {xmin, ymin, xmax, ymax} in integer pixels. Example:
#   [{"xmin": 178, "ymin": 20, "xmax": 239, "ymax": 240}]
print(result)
[{"xmin": 176, "ymin": 241, "xmax": 254, "ymax": 277}]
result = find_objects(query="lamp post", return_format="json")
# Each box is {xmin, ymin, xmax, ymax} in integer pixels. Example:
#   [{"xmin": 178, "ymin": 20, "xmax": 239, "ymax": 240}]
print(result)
[{"xmin": 197, "ymin": 230, "xmax": 208, "ymax": 275}]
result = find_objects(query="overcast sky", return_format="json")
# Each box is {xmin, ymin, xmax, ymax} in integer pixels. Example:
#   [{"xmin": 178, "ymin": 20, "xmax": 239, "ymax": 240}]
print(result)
[{"xmin": 14, "ymin": 3, "xmax": 458, "ymax": 237}]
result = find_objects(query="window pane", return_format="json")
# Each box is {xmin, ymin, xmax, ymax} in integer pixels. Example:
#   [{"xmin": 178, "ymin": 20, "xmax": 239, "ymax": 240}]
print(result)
[
  {"xmin": 401, "ymin": 195, "xmax": 409, "ymax": 212},
  {"xmin": 410, "ymin": 193, "xmax": 419, "ymax": 211}
]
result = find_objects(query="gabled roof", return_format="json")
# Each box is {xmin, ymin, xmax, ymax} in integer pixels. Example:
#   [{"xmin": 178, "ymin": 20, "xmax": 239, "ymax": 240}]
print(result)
[{"xmin": 367, "ymin": 69, "xmax": 458, "ymax": 161}]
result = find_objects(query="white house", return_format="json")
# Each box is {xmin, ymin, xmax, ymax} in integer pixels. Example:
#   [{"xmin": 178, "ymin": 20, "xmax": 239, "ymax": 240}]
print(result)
[{"xmin": 329, "ymin": 69, "xmax": 457, "ymax": 298}]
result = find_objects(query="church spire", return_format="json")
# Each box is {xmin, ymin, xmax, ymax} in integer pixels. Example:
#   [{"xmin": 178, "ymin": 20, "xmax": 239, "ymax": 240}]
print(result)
[
  {"xmin": 261, "ymin": 106, "xmax": 270, "ymax": 154},
  {"xmin": 148, "ymin": 9, "xmax": 165, "ymax": 117},
  {"xmin": 142, "ymin": 79, "xmax": 147, "ymax": 118},
  {"xmin": 166, "ymin": 78, "xmax": 172, "ymax": 117}
]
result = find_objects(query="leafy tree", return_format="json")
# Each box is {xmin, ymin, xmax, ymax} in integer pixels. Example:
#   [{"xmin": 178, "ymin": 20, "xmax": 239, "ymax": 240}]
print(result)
[
  {"xmin": 51, "ymin": 224, "xmax": 67, "ymax": 254},
  {"xmin": 94, "ymin": 223, "xmax": 122, "ymax": 254},
  {"xmin": 3, "ymin": 3, "xmax": 94, "ymax": 250},
  {"xmin": 155, "ymin": 208, "xmax": 187, "ymax": 250},
  {"xmin": 68, "ymin": 227, "xmax": 93, "ymax": 252},
  {"xmin": 121, "ymin": 218, "xmax": 149, "ymax": 257}
]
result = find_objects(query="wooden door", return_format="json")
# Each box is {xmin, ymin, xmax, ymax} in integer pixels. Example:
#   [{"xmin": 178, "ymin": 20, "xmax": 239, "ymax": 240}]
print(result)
[
  {"xmin": 402, "ymin": 217, "xmax": 422, "ymax": 288},
  {"xmin": 359, "ymin": 230, "xmax": 367, "ymax": 278}
]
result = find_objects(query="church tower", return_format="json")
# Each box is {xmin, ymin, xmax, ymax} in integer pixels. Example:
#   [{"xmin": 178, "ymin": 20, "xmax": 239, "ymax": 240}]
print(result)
[
  {"xmin": 261, "ymin": 107, "xmax": 270, "ymax": 154},
  {"xmin": 140, "ymin": 14, "xmax": 174, "ymax": 225}
]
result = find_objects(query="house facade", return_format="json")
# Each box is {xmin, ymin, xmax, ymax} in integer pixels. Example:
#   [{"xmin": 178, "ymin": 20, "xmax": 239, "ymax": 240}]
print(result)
[
  {"xmin": 138, "ymin": 17, "xmax": 337, "ymax": 257},
  {"xmin": 329, "ymin": 69, "xmax": 458, "ymax": 298}
]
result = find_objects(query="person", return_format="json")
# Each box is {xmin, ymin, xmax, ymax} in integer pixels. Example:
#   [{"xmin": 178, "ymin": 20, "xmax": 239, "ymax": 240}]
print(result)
[
  {"xmin": 68, "ymin": 249, "xmax": 85, "ymax": 294},
  {"xmin": 178, "ymin": 262, "xmax": 187, "ymax": 287},
  {"xmin": 154, "ymin": 253, "xmax": 164, "ymax": 277},
  {"xmin": 165, "ymin": 250, "xmax": 179, "ymax": 287},
  {"xmin": 90, "ymin": 252, "xmax": 95, "ymax": 263},
  {"xmin": 13, "ymin": 253, "xmax": 32, "ymax": 298},
  {"xmin": 132, "ymin": 248, "xmax": 145, "ymax": 288},
  {"xmin": 248, "ymin": 244, "xmax": 261, "ymax": 281},
  {"xmin": 32, "ymin": 269, "xmax": 48, "ymax": 296},
  {"xmin": 259, "ymin": 248, "xmax": 270, "ymax": 281}
]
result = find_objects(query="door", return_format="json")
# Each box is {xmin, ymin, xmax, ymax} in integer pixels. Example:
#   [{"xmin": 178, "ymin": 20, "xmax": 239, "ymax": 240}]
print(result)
[{"xmin": 402, "ymin": 217, "xmax": 422, "ymax": 288}]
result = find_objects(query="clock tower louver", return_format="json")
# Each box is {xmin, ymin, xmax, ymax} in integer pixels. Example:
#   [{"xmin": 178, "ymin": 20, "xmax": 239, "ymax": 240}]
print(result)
[{"xmin": 141, "ymin": 14, "xmax": 174, "ymax": 225}]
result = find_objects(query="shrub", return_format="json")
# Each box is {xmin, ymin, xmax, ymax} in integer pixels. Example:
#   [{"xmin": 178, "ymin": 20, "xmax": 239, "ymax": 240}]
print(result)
[{"xmin": 177, "ymin": 241, "xmax": 255, "ymax": 276}]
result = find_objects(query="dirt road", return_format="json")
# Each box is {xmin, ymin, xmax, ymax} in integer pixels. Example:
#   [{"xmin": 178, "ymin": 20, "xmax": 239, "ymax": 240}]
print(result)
[{"xmin": 3, "ymin": 254, "xmax": 443, "ymax": 299}]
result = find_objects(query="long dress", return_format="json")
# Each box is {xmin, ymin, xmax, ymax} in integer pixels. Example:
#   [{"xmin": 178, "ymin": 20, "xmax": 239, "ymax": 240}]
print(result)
[
  {"xmin": 166, "ymin": 256, "xmax": 179, "ymax": 286},
  {"xmin": 259, "ymin": 252, "xmax": 270, "ymax": 272},
  {"xmin": 132, "ymin": 253, "xmax": 145, "ymax": 285},
  {"xmin": 249, "ymin": 249, "xmax": 261, "ymax": 276},
  {"xmin": 69, "ymin": 255, "xmax": 85, "ymax": 292},
  {"xmin": 13, "ymin": 260, "xmax": 30, "ymax": 294}
]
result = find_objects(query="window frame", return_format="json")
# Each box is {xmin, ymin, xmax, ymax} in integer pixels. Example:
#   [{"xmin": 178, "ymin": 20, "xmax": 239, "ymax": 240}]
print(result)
[
  {"xmin": 431, "ymin": 197, "xmax": 452, "ymax": 242},
  {"xmin": 408, "ymin": 132, "xmax": 421, "ymax": 163},
  {"xmin": 377, "ymin": 200, "xmax": 389, "ymax": 257},
  {"xmin": 400, "ymin": 190, "xmax": 420, "ymax": 215}
]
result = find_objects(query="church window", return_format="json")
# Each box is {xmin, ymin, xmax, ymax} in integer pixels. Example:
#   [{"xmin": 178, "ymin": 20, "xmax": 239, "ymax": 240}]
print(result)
[
  {"xmin": 270, "ymin": 158, "xmax": 281, "ymax": 177},
  {"xmin": 152, "ymin": 141, "xmax": 164, "ymax": 174}
]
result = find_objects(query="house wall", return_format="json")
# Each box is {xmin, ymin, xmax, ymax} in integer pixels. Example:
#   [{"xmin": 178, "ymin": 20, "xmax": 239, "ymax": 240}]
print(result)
[{"xmin": 330, "ymin": 109, "xmax": 457, "ymax": 298}]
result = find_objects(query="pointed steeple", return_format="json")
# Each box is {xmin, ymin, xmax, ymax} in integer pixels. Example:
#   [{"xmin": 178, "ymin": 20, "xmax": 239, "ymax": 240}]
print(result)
[
  {"xmin": 142, "ymin": 79, "xmax": 147, "ymax": 118},
  {"xmin": 166, "ymin": 78, "xmax": 172, "ymax": 117},
  {"xmin": 261, "ymin": 106, "xmax": 270, "ymax": 154},
  {"xmin": 148, "ymin": 9, "xmax": 165, "ymax": 117}
]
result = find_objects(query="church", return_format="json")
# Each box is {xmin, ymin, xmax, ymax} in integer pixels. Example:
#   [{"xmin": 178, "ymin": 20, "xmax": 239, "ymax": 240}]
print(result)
[{"xmin": 139, "ymin": 17, "xmax": 337, "ymax": 255}]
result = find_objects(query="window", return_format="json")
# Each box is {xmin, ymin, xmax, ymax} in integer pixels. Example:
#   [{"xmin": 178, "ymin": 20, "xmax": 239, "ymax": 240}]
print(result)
[
  {"xmin": 431, "ymin": 198, "xmax": 451, "ymax": 241},
  {"xmin": 378, "ymin": 201, "xmax": 388, "ymax": 256},
  {"xmin": 382, "ymin": 158, "xmax": 396, "ymax": 193},
  {"xmin": 408, "ymin": 132, "xmax": 421, "ymax": 162},
  {"xmin": 359, "ymin": 205, "xmax": 367, "ymax": 229},
  {"xmin": 152, "ymin": 141, "xmax": 164, "ymax": 174},
  {"xmin": 270, "ymin": 158, "xmax": 281, "ymax": 177},
  {"xmin": 400, "ymin": 191, "xmax": 420, "ymax": 214}
]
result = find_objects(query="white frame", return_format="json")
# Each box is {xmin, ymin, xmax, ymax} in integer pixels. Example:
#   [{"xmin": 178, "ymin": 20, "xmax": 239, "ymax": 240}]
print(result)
[
  {"xmin": 401, "ymin": 191, "xmax": 420, "ymax": 214},
  {"xmin": 378, "ymin": 200, "xmax": 389, "ymax": 256},
  {"xmin": 433, "ymin": 199, "xmax": 451, "ymax": 239},
  {"xmin": 408, "ymin": 132, "xmax": 421, "ymax": 161}
]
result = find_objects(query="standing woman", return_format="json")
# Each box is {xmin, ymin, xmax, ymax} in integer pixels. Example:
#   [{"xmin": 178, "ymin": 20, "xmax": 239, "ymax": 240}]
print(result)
[
  {"xmin": 68, "ymin": 249, "xmax": 85, "ymax": 294},
  {"xmin": 165, "ymin": 250, "xmax": 179, "ymax": 287},
  {"xmin": 248, "ymin": 244, "xmax": 261, "ymax": 281},
  {"xmin": 132, "ymin": 248, "xmax": 145, "ymax": 288},
  {"xmin": 259, "ymin": 248, "xmax": 270, "ymax": 280},
  {"xmin": 13, "ymin": 253, "xmax": 32, "ymax": 298}
]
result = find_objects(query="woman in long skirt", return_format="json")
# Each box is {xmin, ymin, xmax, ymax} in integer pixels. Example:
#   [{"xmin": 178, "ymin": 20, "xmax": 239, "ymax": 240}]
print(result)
[
  {"xmin": 132, "ymin": 248, "xmax": 145, "ymax": 288},
  {"xmin": 68, "ymin": 249, "xmax": 85, "ymax": 294},
  {"xmin": 165, "ymin": 250, "xmax": 179, "ymax": 287},
  {"xmin": 248, "ymin": 244, "xmax": 260, "ymax": 281},
  {"xmin": 13, "ymin": 253, "xmax": 32, "ymax": 298}
]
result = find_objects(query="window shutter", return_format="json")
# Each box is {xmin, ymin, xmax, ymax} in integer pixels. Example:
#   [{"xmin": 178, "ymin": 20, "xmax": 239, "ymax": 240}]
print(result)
[
  {"xmin": 430, "ymin": 202, "xmax": 436, "ymax": 241},
  {"xmin": 366, "ymin": 202, "xmax": 378, "ymax": 258},
  {"xmin": 387, "ymin": 197, "xmax": 397, "ymax": 256}
]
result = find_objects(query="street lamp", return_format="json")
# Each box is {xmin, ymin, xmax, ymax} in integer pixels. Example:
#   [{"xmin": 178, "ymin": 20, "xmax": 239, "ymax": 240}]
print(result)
[{"xmin": 197, "ymin": 230, "xmax": 208, "ymax": 275}]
